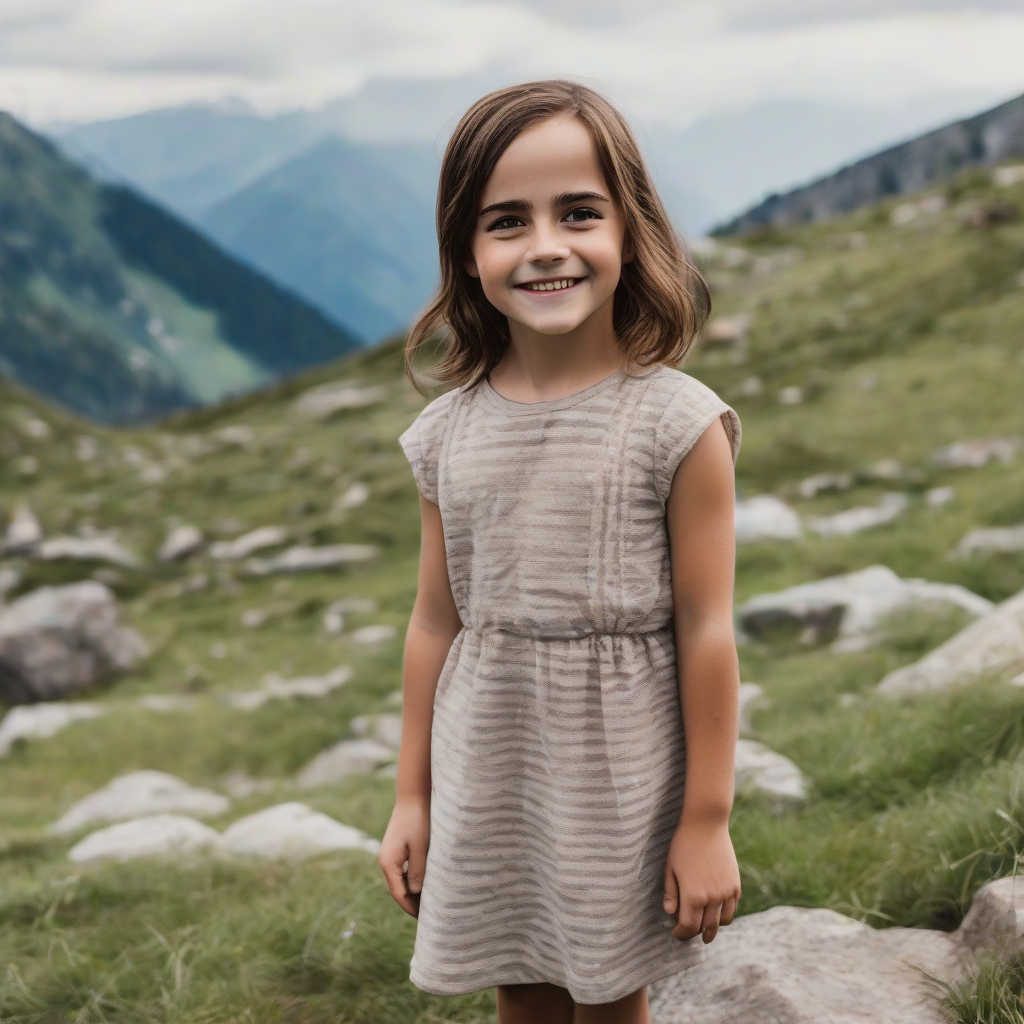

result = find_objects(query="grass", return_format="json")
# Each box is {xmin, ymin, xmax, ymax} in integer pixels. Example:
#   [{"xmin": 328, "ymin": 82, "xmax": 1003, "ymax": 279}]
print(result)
[{"xmin": 1, "ymin": 166, "xmax": 1024, "ymax": 1021}]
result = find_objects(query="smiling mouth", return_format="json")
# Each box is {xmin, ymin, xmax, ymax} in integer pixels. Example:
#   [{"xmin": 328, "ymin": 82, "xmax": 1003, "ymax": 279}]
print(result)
[{"xmin": 516, "ymin": 277, "xmax": 581, "ymax": 292}]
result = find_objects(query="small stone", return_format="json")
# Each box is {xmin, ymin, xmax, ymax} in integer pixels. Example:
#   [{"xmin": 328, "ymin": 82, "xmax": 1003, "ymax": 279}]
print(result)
[
  {"xmin": 737, "ymin": 684, "xmax": 764, "ymax": 738},
  {"xmin": 735, "ymin": 496, "xmax": 802, "ymax": 543},
  {"xmin": 209, "ymin": 525, "xmax": 287, "ymax": 560},
  {"xmin": 294, "ymin": 382, "xmax": 388, "ymax": 418},
  {"xmin": 68, "ymin": 815, "xmax": 220, "ymax": 863},
  {"xmin": 334, "ymin": 482, "xmax": 370, "ymax": 511},
  {"xmin": 246, "ymin": 544, "xmax": 378, "ymax": 575},
  {"xmin": 225, "ymin": 666, "xmax": 352, "ymax": 711},
  {"xmin": 137, "ymin": 694, "xmax": 195, "ymax": 713},
  {"xmin": 75, "ymin": 436, "xmax": 99, "ymax": 461},
  {"xmin": 704, "ymin": 313, "xmax": 752, "ymax": 345},
  {"xmin": 926, "ymin": 486, "xmax": 955, "ymax": 507},
  {"xmin": 158, "ymin": 525, "xmax": 204, "ymax": 562},
  {"xmin": 220, "ymin": 772, "xmax": 277, "ymax": 799},
  {"xmin": 0, "ymin": 702, "xmax": 105, "ymax": 756},
  {"xmin": 4, "ymin": 505, "xmax": 43, "ymax": 552},
  {"xmin": 863, "ymin": 458, "xmax": 903, "ymax": 481},
  {"xmin": 39, "ymin": 536, "xmax": 139, "ymax": 568},
  {"xmin": 778, "ymin": 386, "xmax": 804, "ymax": 406},
  {"xmin": 738, "ymin": 376, "xmax": 763, "ymax": 398},
  {"xmin": 350, "ymin": 624, "xmax": 397, "ymax": 644},
  {"xmin": 297, "ymin": 738, "xmax": 396, "ymax": 788},
  {"xmin": 933, "ymin": 438, "xmax": 1020, "ymax": 470},
  {"xmin": 0, "ymin": 566, "xmax": 22, "ymax": 601},
  {"xmin": 734, "ymin": 739, "xmax": 807, "ymax": 804},
  {"xmin": 808, "ymin": 493, "xmax": 907, "ymax": 537},
  {"xmin": 954, "ymin": 525, "xmax": 1024, "ymax": 557},
  {"xmin": 51, "ymin": 770, "xmax": 230, "ymax": 835},
  {"xmin": 994, "ymin": 165, "xmax": 1024, "ymax": 187},
  {"xmin": 798, "ymin": 473, "xmax": 853, "ymax": 499},
  {"xmin": 215, "ymin": 425, "xmax": 254, "ymax": 446},
  {"xmin": 219, "ymin": 802, "xmax": 379, "ymax": 859},
  {"xmin": 351, "ymin": 712, "xmax": 402, "ymax": 749}
]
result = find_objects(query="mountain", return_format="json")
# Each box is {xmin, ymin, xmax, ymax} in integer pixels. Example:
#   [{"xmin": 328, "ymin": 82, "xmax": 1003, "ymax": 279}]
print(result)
[
  {"xmin": 0, "ymin": 112, "xmax": 360, "ymax": 424},
  {"xmin": 1, "ymin": 161, "xmax": 1023, "ymax": 1021},
  {"xmin": 199, "ymin": 137, "xmax": 438, "ymax": 342},
  {"xmin": 717, "ymin": 91, "xmax": 1024, "ymax": 234}
]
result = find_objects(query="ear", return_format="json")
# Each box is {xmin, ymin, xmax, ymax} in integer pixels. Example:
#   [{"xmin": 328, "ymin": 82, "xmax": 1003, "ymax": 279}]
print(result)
[
  {"xmin": 464, "ymin": 253, "xmax": 481, "ymax": 278},
  {"xmin": 622, "ymin": 233, "xmax": 636, "ymax": 265}
]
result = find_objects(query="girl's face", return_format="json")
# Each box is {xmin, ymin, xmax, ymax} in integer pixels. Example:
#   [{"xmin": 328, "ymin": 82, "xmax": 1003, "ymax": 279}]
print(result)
[{"xmin": 465, "ymin": 114, "xmax": 631, "ymax": 339}]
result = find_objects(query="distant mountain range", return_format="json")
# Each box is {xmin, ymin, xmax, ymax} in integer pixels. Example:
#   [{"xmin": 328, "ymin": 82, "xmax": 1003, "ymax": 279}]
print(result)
[
  {"xmin": 717, "ymin": 91, "xmax": 1024, "ymax": 234},
  {"xmin": 0, "ymin": 112, "xmax": 359, "ymax": 424},
  {"xmin": 53, "ymin": 81, "xmax": 976, "ymax": 341}
]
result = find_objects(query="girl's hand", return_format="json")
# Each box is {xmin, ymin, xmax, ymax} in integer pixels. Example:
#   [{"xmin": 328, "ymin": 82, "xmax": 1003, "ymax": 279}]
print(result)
[
  {"xmin": 379, "ymin": 795, "xmax": 431, "ymax": 917},
  {"xmin": 663, "ymin": 819, "xmax": 741, "ymax": 943}
]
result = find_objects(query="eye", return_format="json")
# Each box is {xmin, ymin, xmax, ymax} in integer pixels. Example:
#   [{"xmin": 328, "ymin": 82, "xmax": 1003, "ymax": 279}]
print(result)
[
  {"xmin": 564, "ymin": 207, "xmax": 601, "ymax": 223},
  {"xmin": 487, "ymin": 216, "xmax": 525, "ymax": 232}
]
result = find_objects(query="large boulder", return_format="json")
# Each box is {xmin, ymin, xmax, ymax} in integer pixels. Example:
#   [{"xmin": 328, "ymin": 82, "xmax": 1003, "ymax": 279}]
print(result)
[
  {"xmin": 51, "ymin": 771, "xmax": 230, "ymax": 835},
  {"xmin": 878, "ymin": 588, "xmax": 1024, "ymax": 696},
  {"xmin": 0, "ymin": 582, "xmax": 149, "ymax": 703},
  {"xmin": 737, "ymin": 566, "xmax": 992, "ymax": 650},
  {"xmin": 954, "ymin": 525, "xmax": 1024, "ymax": 557},
  {"xmin": 297, "ymin": 738, "xmax": 396, "ymax": 788},
  {"xmin": 218, "ymin": 802, "xmax": 380, "ymax": 859},
  {"xmin": 68, "ymin": 815, "xmax": 220, "ymax": 864},
  {"xmin": 0, "ymin": 702, "xmax": 105, "ymax": 756},
  {"xmin": 650, "ymin": 876, "xmax": 1024, "ymax": 1024}
]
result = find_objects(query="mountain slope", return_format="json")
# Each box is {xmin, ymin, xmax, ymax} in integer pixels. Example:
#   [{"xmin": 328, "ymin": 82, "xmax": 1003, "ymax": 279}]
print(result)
[
  {"xmin": 718, "ymin": 91, "xmax": 1024, "ymax": 234},
  {"xmin": 0, "ymin": 112, "xmax": 360, "ymax": 424},
  {"xmin": 200, "ymin": 137, "xmax": 438, "ymax": 341}
]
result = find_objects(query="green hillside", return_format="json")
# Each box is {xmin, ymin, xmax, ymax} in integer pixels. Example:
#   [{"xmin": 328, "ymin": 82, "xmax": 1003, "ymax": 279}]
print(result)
[
  {"xmin": 0, "ymin": 164, "xmax": 1023, "ymax": 1022},
  {"xmin": 0, "ymin": 112, "xmax": 361, "ymax": 425}
]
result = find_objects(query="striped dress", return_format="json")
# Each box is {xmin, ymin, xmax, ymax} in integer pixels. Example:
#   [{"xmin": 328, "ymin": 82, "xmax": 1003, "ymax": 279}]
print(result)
[{"xmin": 398, "ymin": 365, "xmax": 741, "ymax": 1005}]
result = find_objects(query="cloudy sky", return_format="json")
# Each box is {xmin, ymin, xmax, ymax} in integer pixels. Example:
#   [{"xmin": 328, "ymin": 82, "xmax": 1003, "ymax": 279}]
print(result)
[{"xmin": 1, "ymin": 0, "xmax": 1024, "ymax": 128}]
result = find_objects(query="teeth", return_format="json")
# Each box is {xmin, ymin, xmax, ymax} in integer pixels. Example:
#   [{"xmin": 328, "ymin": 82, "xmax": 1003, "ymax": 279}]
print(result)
[{"xmin": 525, "ymin": 278, "xmax": 574, "ymax": 291}]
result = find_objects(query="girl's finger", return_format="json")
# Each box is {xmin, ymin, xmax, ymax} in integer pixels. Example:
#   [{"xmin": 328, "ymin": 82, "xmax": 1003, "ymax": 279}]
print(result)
[
  {"xmin": 407, "ymin": 837, "xmax": 428, "ymax": 896},
  {"xmin": 700, "ymin": 901, "xmax": 723, "ymax": 944},
  {"xmin": 663, "ymin": 865, "xmax": 679, "ymax": 916},
  {"xmin": 672, "ymin": 895, "xmax": 705, "ymax": 941},
  {"xmin": 379, "ymin": 849, "xmax": 416, "ymax": 916},
  {"xmin": 721, "ymin": 895, "xmax": 738, "ymax": 926}
]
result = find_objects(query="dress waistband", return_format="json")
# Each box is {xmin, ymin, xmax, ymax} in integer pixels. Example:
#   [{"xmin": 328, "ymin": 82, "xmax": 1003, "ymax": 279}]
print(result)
[{"xmin": 463, "ymin": 624, "xmax": 673, "ymax": 642}]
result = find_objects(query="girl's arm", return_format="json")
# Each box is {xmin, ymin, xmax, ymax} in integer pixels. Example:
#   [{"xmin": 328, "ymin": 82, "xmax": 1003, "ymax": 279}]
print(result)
[
  {"xmin": 662, "ymin": 417, "xmax": 742, "ymax": 944},
  {"xmin": 378, "ymin": 493, "xmax": 463, "ymax": 917}
]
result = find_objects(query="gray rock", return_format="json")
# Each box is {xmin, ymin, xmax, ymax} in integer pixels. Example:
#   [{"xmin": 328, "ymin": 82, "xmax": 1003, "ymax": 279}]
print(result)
[
  {"xmin": 350, "ymin": 624, "xmax": 397, "ymax": 644},
  {"xmin": 209, "ymin": 525, "xmax": 287, "ymax": 560},
  {"xmin": 39, "ymin": 536, "xmax": 139, "ymax": 568},
  {"xmin": 933, "ymin": 437, "xmax": 1020, "ymax": 470},
  {"xmin": 4, "ymin": 505, "xmax": 43, "ymax": 552},
  {"xmin": 225, "ymin": 666, "xmax": 352, "ymax": 710},
  {"xmin": 294, "ymin": 382, "xmax": 388, "ymax": 418},
  {"xmin": 0, "ymin": 582, "xmax": 149, "ymax": 702},
  {"xmin": 322, "ymin": 597, "xmax": 378, "ymax": 635},
  {"xmin": 351, "ymin": 712, "xmax": 403, "ymax": 749},
  {"xmin": 926, "ymin": 486, "xmax": 956, "ymax": 507},
  {"xmin": 808, "ymin": 493, "xmax": 907, "ymax": 537},
  {"xmin": 247, "ymin": 544, "xmax": 378, "ymax": 575},
  {"xmin": 137, "ymin": 694, "xmax": 196, "ymax": 713},
  {"xmin": 0, "ymin": 566, "xmax": 22, "ymax": 602},
  {"xmin": 734, "ymin": 740, "xmax": 808, "ymax": 804},
  {"xmin": 954, "ymin": 525, "xmax": 1024, "ymax": 557},
  {"xmin": 798, "ymin": 473, "xmax": 853, "ymax": 499},
  {"xmin": 879, "ymin": 588, "xmax": 1024, "ymax": 696},
  {"xmin": 51, "ymin": 770, "xmax": 230, "ymax": 835},
  {"xmin": 68, "ymin": 814, "xmax": 220, "ymax": 863},
  {"xmin": 334, "ymin": 482, "xmax": 370, "ymax": 511},
  {"xmin": 158, "ymin": 524, "xmax": 204, "ymax": 562},
  {"xmin": 735, "ymin": 496, "xmax": 802, "ymax": 543},
  {"xmin": 738, "ymin": 684, "xmax": 765, "ymax": 738},
  {"xmin": 297, "ymin": 738, "xmax": 396, "ymax": 788},
  {"xmin": 218, "ymin": 802, "xmax": 380, "ymax": 859},
  {"xmin": 738, "ymin": 566, "xmax": 992, "ymax": 650},
  {"xmin": 650, "ymin": 876, "xmax": 1024, "ymax": 1024},
  {"xmin": 0, "ymin": 702, "xmax": 105, "ymax": 756}
]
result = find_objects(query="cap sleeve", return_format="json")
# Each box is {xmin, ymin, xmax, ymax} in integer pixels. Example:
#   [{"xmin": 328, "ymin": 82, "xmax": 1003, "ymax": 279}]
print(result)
[
  {"xmin": 653, "ymin": 377, "xmax": 741, "ymax": 504},
  {"xmin": 398, "ymin": 390, "xmax": 457, "ymax": 504}
]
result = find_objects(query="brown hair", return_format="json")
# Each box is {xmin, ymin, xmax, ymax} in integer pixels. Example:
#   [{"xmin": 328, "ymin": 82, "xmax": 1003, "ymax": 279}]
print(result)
[{"xmin": 405, "ymin": 79, "xmax": 710, "ymax": 390}]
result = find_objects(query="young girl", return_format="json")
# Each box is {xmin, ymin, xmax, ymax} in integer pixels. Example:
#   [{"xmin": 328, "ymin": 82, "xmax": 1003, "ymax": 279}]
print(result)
[{"xmin": 379, "ymin": 80, "xmax": 742, "ymax": 1024}]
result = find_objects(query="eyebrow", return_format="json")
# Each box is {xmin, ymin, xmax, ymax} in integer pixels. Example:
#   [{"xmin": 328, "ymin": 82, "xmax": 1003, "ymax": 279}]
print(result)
[{"xmin": 478, "ymin": 190, "xmax": 611, "ymax": 219}]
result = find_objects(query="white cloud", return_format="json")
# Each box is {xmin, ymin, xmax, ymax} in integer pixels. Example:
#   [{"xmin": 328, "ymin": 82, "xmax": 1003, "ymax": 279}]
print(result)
[{"xmin": 0, "ymin": 0, "xmax": 1021, "ymax": 127}]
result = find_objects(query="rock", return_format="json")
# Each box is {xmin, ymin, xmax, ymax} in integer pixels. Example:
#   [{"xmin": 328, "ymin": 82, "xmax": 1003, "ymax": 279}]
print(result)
[
  {"xmin": 4, "ymin": 505, "xmax": 43, "ymax": 552},
  {"xmin": 137, "ymin": 694, "xmax": 196, "ymax": 713},
  {"xmin": 0, "ymin": 566, "xmax": 22, "ymax": 601},
  {"xmin": 158, "ymin": 524, "xmax": 204, "ymax": 562},
  {"xmin": 215, "ymin": 425, "xmax": 253, "ymax": 446},
  {"xmin": 75, "ymin": 436, "xmax": 99, "ymax": 461},
  {"xmin": 351, "ymin": 713, "xmax": 403, "ymax": 749},
  {"xmin": 933, "ymin": 437, "xmax": 1020, "ymax": 470},
  {"xmin": 862, "ymin": 458, "xmax": 904, "ymax": 481},
  {"xmin": 294, "ymin": 382, "xmax": 388, "ymax": 419},
  {"xmin": 737, "ymin": 376, "xmax": 763, "ymax": 398},
  {"xmin": 798, "ymin": 473, "xmax": 852, "ymax": 499},
  {"xmin": 334, "ymin": 482, "xmax": 370, "ymax": 511},
  {"xmin": 954, "ymin": 525, "xmax": 1024, "ymax": 557},
  {"xmin": 209, "ymin": 525, "xmax": 287, "ymax": 560},
  {"xmin": 879, "ymin": 588, "xmax": 1024, "ymax": 696},
  {"xmin": 778, "ymin": 386, "xmax": 804, "ymax": 405},
  {"xmin": 650, "ymin": 875, "xmax": 1024, "ymax": 1024},
  {"xmin": 994, "ymin": 164, "xmax": 1024, "ymax": 187},
  {"xmin": 220, "ymin": 772, "xmax": 277, "ymax": 799},
  {"xmin": 323, "ymin": 597, "xmax": 378, "ymax": 635},
  {"xmin": 247, "ymin": 544, "xmax": 378, "ymax": 575},
  {"xmin": 39, "ymin": 536, "xmax": 139, "ymax": 568},
  {"xmin": 0, "ymin": 702, "xmax": 105, "ymax": 756},
  {"xmin": 704, "ymin": 314, "xmax": 752, "ymax": 345},
  {"xmin": 807, "ymin": 493, "xmax": 907, "ymax": 537},
  {"xmin": 350, "ymin": 624, "xmax": 397, "ymax": 644},
  {"xmin": 225, "ymin": 666, "xmax": 352, "ymax": 710},
  {"xmin": 926, "ymin": 486, "xmax": 955, "ymax": 507},
  {"xmin": 738, "ymin": 566, "xmax": 992, "ymax": 650},
  {"xmin": 0, "ymin": 582, "xmax": 149, "ymax": 703},
  {"xmin": 738, "ymin": 683, "xmax": 764, "ymax": 738},
  {"xmin": 735, "ymin": 496, "xmax": 802, "ymax": 543},
  {"xmin": 734, "ymin": 739, "xmax": 808, "ymax": 804},
  {"xmin": 68, "ymin": 814, "xmax": 220, "ymax": 863},
  {"xmin": 297, "ymin": 738, "xmax": 397, "ymax": 788},
  {"xmin": 218, "ymin": 802, "xmax": 380, "ymax": 859},
  {"xmin": 51, "ymin": 770, "xmax": 230, "ymax": 835}
]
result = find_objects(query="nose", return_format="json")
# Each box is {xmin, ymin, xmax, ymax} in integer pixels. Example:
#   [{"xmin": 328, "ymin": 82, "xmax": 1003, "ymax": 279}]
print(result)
[{"xmin": 524, "ymin": 217, "xmax": 571, "ymax": 266}]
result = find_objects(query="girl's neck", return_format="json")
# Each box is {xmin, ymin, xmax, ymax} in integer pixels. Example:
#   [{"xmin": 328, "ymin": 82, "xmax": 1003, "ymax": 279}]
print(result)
[{"xmin": 487, "ymin": 299, "xmax": 627, "ymax": 404}]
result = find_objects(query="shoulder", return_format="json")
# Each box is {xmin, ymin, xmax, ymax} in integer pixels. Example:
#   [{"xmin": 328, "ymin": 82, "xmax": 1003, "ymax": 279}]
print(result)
[
  {"xmin": 637, "ymin": 365, "xmax": 729, "ymax": 417},
  {"xmin": 399, "ymin": 386, "xmax": 463, "ymax": 451}
]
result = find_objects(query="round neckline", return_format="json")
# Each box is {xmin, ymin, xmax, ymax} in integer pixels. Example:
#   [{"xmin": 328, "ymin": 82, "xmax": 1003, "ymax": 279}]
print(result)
[{"xmin": 481, "ymin": 367, "xmax": 630, "ymax": 414}]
